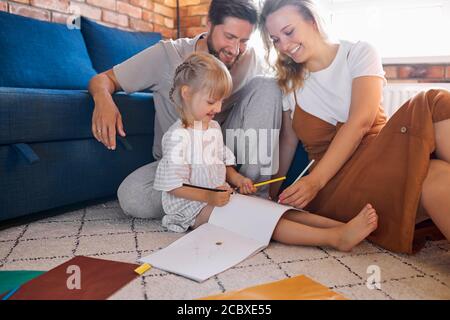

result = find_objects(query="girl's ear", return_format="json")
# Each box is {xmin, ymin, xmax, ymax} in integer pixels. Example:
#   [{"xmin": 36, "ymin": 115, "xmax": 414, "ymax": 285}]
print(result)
[{"xmin": 181, "ymin": 85, "xmax": 191, "ymax": 101}]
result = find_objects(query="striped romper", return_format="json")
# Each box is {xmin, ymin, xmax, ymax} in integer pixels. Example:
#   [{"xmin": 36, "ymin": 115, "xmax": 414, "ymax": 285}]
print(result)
[{"xmin": 153, "ymin": 119, "xmax": 236, "ymax": 232}]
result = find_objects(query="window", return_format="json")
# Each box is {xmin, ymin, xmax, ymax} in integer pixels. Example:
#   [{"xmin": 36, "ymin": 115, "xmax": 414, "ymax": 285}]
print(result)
[{"xmin": 252, "ymin": 0, "xmax": 450, "ymax": 63}]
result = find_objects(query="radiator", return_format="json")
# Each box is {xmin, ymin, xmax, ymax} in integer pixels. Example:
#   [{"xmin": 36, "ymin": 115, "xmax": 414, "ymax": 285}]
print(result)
[{"xmin": 383, "ymin": 83, "xmax": 450, "ymax": 118}]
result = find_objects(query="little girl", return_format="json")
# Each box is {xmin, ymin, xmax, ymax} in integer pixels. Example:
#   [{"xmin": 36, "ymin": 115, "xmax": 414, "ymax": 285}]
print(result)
[{"xmin": 154, "ymin": 52, "xmax": 378, "ymax": 252}]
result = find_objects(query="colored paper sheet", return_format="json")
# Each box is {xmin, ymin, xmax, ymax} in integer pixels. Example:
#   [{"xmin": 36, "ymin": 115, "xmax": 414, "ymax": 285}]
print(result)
[
  {"xmin": 0, "ymin": 271, "xmax": 45, "ymax": 296},
  {"xmin": 201, "ymin": 275, "xmax": 347, "ymax": 300},
  {"xmin": 2, "ymin": 256, "xmax": 139, "ymax": 300}
]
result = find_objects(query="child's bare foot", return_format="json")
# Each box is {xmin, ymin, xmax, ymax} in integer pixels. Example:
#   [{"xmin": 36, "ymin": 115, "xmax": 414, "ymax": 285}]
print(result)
[{"xmin": 334, "ymin": 204, "xmax": 378, "ymax": 252}]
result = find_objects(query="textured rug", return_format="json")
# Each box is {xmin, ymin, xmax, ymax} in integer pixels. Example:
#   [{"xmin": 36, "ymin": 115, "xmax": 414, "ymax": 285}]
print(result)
[{"xmin": 1, "ymin": 200, "xmax": 449, "ymax": 300}]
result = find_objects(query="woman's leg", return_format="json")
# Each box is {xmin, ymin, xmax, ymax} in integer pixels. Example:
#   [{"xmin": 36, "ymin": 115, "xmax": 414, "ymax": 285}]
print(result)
[
  {"xmin": 283, "ymin": 210, "xmax": 344, "ymax": 228},
  {"xmin": 434, "ymin": 119, "xmax": 450, "ymax": 163},
  {"xmin": 272, "ymin": 204, "xmax": 378, "ymax": 252},
  {"xmin": 420, "ymin": 160, "xmax": 450, "ymax": 240},
  {"xmin": 192, "ymin": 205, "xmax": 215, "ymax": 229}
]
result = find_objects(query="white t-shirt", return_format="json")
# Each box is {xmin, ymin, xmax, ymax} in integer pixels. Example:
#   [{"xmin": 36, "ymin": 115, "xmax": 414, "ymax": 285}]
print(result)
[
  {"xmin": 113, "ymin": 33, "xmax": 263, "ymax": 159},
  {"xmin": 282, "ymin": 40, "xmax": 386, "ymax": 125}
]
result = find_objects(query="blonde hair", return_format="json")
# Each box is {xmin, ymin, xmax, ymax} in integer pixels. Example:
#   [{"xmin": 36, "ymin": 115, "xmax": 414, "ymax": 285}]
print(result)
[
  {"xmin": 259, "ymin": 0, "xmax": 328, "ymax": 94},
  {"xmin": 169, "ymin": 52, "xmax": 233, "ymax": 127}
]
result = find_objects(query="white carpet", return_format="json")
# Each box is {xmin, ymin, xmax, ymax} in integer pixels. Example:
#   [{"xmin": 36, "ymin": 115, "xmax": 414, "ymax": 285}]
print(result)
[{"xmin": 1, "ymin": 200, "xmax": 449, "ymax": 300}]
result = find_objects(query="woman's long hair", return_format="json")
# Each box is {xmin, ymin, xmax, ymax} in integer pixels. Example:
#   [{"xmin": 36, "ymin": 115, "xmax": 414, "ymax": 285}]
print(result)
[{"xmin": 259, "ymin": 0, "xmax": 328, "ymax": 94}]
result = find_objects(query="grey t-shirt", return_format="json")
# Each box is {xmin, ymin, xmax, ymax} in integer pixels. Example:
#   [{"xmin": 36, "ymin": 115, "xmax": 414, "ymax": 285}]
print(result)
[{"xmin": 113, "ymin": 33, "xmax": 263, "ymax": 160}]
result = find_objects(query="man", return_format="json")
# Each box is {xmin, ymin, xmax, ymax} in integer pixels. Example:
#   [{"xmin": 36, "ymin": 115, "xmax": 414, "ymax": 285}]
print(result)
[{"xmin": 88, "ymin": 0, "xmax": 282, "ymax": 219}]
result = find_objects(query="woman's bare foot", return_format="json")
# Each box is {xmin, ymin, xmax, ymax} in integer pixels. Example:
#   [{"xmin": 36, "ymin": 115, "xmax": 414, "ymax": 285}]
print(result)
[{"xmin": 333, "ymin": 204, "xmax": 378, "ymax": 252}]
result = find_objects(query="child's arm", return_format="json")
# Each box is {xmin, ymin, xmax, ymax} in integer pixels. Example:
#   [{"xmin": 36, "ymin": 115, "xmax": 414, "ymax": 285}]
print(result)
[
  {"xmin": 226, "ymin": 166, "xmax": 257, "ymax": 194},
  {"xmin": 169, "ymin": 186, "xmax": 232, "ymax": 207}
]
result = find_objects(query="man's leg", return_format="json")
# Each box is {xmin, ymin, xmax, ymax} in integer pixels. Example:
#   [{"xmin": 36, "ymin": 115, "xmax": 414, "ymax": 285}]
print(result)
[
  {"xmin": 117, "ymin": 161, "xmax": 164, "ymax": 219},
  {"xmin": 222, "ymin": 76, "xmax": 283, "ymax": 196}
]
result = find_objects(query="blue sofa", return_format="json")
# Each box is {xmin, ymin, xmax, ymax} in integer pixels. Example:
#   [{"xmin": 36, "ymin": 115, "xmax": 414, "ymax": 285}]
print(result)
[
  {"xmin": 0, "ymin": 12, "xmax": 163, "ymax": 222},
  {"xmin": 0, "ymin": 11, "xmax": 309, "ymax": 223}
]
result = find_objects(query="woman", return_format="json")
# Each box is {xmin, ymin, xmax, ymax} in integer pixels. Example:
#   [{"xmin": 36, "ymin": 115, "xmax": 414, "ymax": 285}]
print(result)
[{"xmin": 260, "ymin": 0, "xmax": 450, "ymax": 253}]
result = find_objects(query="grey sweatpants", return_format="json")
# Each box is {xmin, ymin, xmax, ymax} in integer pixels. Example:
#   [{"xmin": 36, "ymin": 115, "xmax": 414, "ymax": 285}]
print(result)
[{"xmin": 117, "ymin": 76, "xmax": 283, "ymax": 219}]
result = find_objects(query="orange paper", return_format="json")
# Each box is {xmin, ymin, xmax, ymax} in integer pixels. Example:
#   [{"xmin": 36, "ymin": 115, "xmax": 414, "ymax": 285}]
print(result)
[{"xmin": 201, "ymin": 275, "xmax": 347, "ymax": 300}]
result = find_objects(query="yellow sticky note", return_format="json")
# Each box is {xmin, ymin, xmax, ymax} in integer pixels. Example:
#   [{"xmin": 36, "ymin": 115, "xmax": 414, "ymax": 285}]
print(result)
[{"xmin": 134, "ymin": 263, "xmax": 152, "ymax": 275}]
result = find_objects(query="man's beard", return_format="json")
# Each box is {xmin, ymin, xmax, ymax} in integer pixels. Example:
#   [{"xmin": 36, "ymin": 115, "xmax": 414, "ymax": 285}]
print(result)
[{"xmin": 206, "ymin": 34, "xmax": 241, "ymax": 70}]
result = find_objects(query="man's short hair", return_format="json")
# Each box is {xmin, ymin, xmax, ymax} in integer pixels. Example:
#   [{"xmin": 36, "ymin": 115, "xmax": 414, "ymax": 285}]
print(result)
[{"xmin": 208, "ymin": 0, "xmax": 258, "ymax": 26}]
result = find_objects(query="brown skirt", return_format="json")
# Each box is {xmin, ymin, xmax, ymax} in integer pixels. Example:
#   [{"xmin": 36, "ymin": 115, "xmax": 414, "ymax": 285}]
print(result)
[{"xmin": 292, "ymin": 89, "xmax": 450, "ymax": 253}]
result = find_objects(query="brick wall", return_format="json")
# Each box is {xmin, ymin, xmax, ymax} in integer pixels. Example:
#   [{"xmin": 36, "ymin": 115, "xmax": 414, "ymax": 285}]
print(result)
[
  {"xmin": 0, "ymin": 0, "xmax": 209, "ymax": 39},
  {"xmin": 178, "ymin": 0, "xmax": 209, "ymax": 38},
  {"xmin": 1, "ymin": 0, "xmax": 449, "ymax": 82},
  {"xmin": 0, "ymin": 0, "xmax": 176, "ymax": 38},
  {"xmin": 384, "ymin": 64, "xmax": 450, "ymax": 83}
]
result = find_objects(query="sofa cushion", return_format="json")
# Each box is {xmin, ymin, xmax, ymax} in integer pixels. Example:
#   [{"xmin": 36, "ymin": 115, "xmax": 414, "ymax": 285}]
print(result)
[
  {"xmin": 0, "ymin": 11, "xmax": 96, "ymax": 90},
  {"xmin": 0, "ymin": 87, "xmax": 155, "ymax": 144},
  {"xmin": 80, "ymin": 17, "xmax": 162, "ymax": 73}
]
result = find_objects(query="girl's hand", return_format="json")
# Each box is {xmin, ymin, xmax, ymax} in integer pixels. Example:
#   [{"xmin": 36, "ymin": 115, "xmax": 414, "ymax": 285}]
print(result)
[
  {"xmin": 236, "ymin": 177, "xmax": 257, "ymax": 195},
  {"xmin": 207, "ymin": 184, "xmax": 232, "ymax": 207},
  {"xmin": 278, "ymin": 175, "xmax": 321, "ymax": 209}
]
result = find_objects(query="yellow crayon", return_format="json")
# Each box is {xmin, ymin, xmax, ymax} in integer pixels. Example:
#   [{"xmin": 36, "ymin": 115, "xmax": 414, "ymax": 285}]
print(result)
[
  {"xmin": 134, "ymin": 263, "xmax": 152, "ymax": 275},
  {"xmin": 253, "ymin": 176, "xmax": 286, "ymax": 188}
]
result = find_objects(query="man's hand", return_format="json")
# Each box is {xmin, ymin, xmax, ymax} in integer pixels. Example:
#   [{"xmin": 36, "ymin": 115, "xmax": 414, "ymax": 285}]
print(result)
[
  {"xmin": 269, "ymin": 180, "xmax": 284, "ymax": 202},
  {"xmin": 89, "ymin": 69, "xmax": 125, "ymax": 150},
  {"xmin": 91, "ymin": 93, "xmax": 126, "ymax": 150}
]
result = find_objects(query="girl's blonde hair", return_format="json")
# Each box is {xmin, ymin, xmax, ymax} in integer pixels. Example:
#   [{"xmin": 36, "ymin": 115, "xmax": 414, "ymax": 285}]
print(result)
[
  {"xmin": 169, "ymin": 52, "xmax": 233, "ymax": 127},
  {"xmin": 259, "ymin": 0, "xmax": 328, "ymax": 94}
]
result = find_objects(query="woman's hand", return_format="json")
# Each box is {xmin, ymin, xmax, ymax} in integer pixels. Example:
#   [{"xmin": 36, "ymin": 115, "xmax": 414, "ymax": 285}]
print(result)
[
  {"xmin": 235, "ymin": 176, "xmax": 257, "ymax": 195},
  {"xmin": 278, "ymin": 175, "xmax": 321, "ymax": 209}
]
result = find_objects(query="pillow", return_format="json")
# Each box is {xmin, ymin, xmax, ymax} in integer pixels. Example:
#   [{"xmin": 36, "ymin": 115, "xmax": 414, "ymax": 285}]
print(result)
[
  {"xmin": 279, "ymin": 144, "xmax": 310, "ymax": 194},
  {"xmin": 80, "ymin": 17, "xmax": 162, "ymax": 73},
  {"xmin": 0, "ymin": 11, "xmax": 96, "ymax": 90}
]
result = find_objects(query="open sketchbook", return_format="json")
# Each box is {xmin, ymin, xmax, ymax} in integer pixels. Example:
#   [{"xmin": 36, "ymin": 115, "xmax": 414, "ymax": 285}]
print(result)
[{"xmin": 139, "ymin": 194, "xmax": 303, "ymax": 282}]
